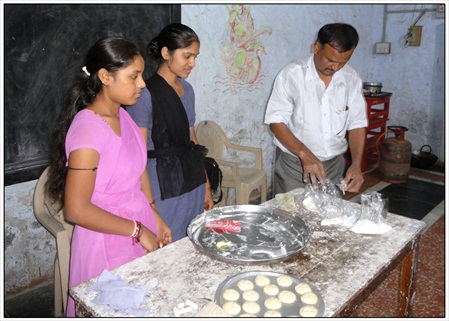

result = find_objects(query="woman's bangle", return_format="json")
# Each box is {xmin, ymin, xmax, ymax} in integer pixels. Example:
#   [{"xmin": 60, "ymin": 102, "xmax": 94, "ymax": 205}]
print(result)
[
  {"xmin": 131, "ymin": 220, "xmax": 143, "ymax": 245},
  {"xmin": 149, "ymin": 199, "xmax": 156, "ymax": 206},
  {"xmin": 135, "ymin": 224, "xmax": 143, "ymax": 244},
  {"xmin": 130, "ymin": 220, "xmax": 138, "ymax": 237}
]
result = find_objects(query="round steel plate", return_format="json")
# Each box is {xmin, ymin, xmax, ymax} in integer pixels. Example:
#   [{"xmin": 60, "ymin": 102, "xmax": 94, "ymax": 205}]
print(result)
[
  {"xmin": 215, "ymin": 271, "xmax": 325, "ymax": 317},
  {"xmin": 187, "ymin": 205, "xmax": 310, "ymax": 265}
]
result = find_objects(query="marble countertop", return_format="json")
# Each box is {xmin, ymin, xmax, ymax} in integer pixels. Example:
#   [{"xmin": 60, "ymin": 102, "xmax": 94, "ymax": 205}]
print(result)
[{"xmin": 70, "ymin": 188, "xmax": 426, "ymax": 317}]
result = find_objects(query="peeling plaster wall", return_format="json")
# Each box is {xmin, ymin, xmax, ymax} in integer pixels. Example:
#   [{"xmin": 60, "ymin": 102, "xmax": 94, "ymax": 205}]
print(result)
[
  {"xmin": 182, "ymin": 3, "xmax": 444, "ymax": 181},
  {"xmin": 373, "ymin": 4, "xmax": 445, "ymax": 155},
  {"xmin": 4, "ymin": 179, "xmax": 55, "ymax": 297},
  {"xmin": 4, "ymin": 3, "xmax": 444, "ymax": 297}
]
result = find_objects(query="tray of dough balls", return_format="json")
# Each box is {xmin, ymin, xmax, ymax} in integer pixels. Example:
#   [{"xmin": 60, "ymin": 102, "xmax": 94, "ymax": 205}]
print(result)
[
  {"xmin": 187, "ymin": 205, "xmax": 310, "ymax": 265},
  {"xmin": 215, "ymin": 271, "xmax": 324, "ymax": 317}
]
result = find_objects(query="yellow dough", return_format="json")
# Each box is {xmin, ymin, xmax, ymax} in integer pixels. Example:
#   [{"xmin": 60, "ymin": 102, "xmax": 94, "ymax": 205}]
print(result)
[
  {"xmin": 263, "ymin": 284, "xmax": 279, "ymax": 296},
  {"xmin": 237, "ymin": 279, "xmax": 254, "ymax": 291},
  {"xmin": 242, "ymin": 290, "xmax": 260, "ymax": 302},
  {"xmin": 264, "ymin": 310, "xmax": 282, "ymax": 317},
  {"xmin": 216, "ymin": 241, "xmax": 231, "ymax": 249},
  {"xmin": 294, "ymin": 282, "xmax": 312, "ymax": 295},
  {"xmin": 264, "ymin": 297, "xmax": 282, "ymax": 310},
  {"xmin": 276, "ymin": 275, "xmax": 293, "ymax": 287},
  {"xmin": 222, "ymin": 288, "xmax": 240, "ymax": 301},
  {"xmin": 301, "ymin": 292, "xmax": 318, "ymax": 305},
  {"xmin": 222, "ymin": 301, "xmax": 241, "ymax": 316},
  {"xmin": 242, "ymin": 301, "xmax": 260, "ymax": 314},
  {"xmin": 239, "ymin": 313, "xmax": 256, "ymax": 317},
  {"xmin": 254, "ymin": 275, "xmax": 270, "ymax": 287},
  {"xmin": 299, "ymin": 305, "xmax": 318, "ymax": 317},
  {"xmin": 278, "ymin": 290, "xmax": 297, "ymax": 304}
]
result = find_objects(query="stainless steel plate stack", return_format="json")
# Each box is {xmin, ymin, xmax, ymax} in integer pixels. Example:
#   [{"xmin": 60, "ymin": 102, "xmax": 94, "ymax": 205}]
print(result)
[{"xmin": 187, "ymin": 205, "xmax": 310, "ymax": 265}]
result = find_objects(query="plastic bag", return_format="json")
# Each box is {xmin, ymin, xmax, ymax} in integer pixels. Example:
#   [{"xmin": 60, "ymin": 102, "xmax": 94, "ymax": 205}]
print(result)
[
  {"xmin": 297, "ymin": 179, "xmax": 358, "ymax": 227},
  {"xmin": 299, "ymin": 179, "xmax": 342, "ymax": 210},
  {"xmin": 350, "ymin": 191, "xmax": 392, "ymax": 234}
]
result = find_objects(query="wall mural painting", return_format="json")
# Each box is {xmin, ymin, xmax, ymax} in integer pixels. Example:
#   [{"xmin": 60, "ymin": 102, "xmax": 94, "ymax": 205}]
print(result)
[{"xmin": 214, "ymin": 4, "xmax": 272, "ymax": 94}]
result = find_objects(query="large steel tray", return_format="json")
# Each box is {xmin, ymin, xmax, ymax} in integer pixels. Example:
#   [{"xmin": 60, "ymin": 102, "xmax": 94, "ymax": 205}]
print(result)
[
  {"xmin": 215, "ymin": 271, "xmax": 325, "ymax": 317},
  {"xmin": 187, "ymin": 205, "xmax": 310, "ymax": 265}
]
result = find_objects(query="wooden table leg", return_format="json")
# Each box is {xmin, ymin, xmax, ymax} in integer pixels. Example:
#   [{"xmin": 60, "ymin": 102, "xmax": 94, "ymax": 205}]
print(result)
[{"xmin": 399, "ymin": 237, "xmax": 420, "ymax": 317}]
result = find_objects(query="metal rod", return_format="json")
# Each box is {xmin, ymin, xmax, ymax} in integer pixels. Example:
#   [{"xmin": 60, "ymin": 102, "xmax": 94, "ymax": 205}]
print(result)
[
  {"xmin": 385, "ymin": 8, "xmax": 436, "ymax": 14},
  {"xmin": 380, "ymin": 5, "xmax": 434, "ymax": 43},
  {"xmin": 382, "ymin": 4, "xmax": 387, "ymax": 42}
]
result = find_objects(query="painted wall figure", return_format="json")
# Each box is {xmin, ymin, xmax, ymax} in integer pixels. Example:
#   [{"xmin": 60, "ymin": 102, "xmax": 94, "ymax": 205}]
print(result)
[{"xmin": 216, "ymin": 4, "xmax": 272, "ymax": 93}]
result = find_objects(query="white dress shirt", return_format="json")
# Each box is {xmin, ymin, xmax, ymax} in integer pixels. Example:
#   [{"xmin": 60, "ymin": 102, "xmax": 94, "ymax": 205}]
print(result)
[{"xmin": 264, "ymin": 55, "xmax": 368, "ymax": 161}]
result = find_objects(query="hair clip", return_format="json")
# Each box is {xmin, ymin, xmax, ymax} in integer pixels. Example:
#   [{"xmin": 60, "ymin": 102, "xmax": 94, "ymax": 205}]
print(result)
[{"xmin": 82, "ymin": 66, "xmax": 91, "ymax": 77}]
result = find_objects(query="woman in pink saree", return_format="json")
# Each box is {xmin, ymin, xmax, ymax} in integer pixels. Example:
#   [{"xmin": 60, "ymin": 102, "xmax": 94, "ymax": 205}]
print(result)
[{"xmin": 46, "ymin": 38, "xmax": 172, "ymax": 317}]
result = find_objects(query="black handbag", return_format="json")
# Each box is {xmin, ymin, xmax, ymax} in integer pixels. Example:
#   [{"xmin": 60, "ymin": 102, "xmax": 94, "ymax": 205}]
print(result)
[{"xmin": 204, "ymin": 157, "xmax": 223, "ymax": 204}]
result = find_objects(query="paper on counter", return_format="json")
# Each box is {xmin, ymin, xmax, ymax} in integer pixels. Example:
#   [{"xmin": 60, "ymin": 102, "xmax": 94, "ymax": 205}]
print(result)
[
  {"xmin": 91, "ymin": 269, "xmax": 157, "ymax": 317},
  {"xmin": 275, "ymin": 192, "xmax": 299, "ymax": 212}
]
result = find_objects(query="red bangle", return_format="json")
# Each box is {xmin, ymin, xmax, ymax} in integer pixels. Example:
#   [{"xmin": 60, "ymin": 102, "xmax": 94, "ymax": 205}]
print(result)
[
  {"xmin": 131, "ymin": 220, "xmax": 143, "ymax": 245},
  {"xmin": 149, "ymin": 200, "xmax": 156, "ymax": 206},
  {"xmin": 135, "ymin": 227, "xmax": 143, "ymax": 244}
]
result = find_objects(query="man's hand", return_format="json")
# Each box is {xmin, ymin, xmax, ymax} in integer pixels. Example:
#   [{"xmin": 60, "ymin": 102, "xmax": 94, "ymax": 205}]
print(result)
[
  {"xmin": 341, "ymin": 164, "xmax": 364, "ymax": 192},
  {"xmin": 299, "ymin": 150, "xmax": 326, "ymax": 189},
  {"xmin": 269, "ymin": 123, "xmax": 327, "ymax": 189}
]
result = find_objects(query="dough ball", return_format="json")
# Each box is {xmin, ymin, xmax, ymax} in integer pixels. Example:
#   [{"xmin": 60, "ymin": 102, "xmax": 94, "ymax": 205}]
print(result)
[
  {"xmin": 242, "ymin": 301, "xmax": 260, "ymax": 314},
  {"xmin": 239, "ymin": 313, "xmax": 256, "ymax": 317},
  {"xmin": 299, "ymin": 305, "xmax": 318, "ymax": 317},
  {"xmin": 216, "ymin": 241, "xmax": 231, "ymax": 249},
  {"xmin": 278, "ymin": 290, "xmax": 297, "ymax": 304},
  {"xmin": 242, "ymin": 290, "xmax": 260, "ymax": 302},
  {"xmin": 276, "ymin": 275, "xmax": 293, "ymax": 287},
  {"xmin": 264, "ymin": 310, "xmax": 282, "ymax": 317},
  {"xmin": 301, "ymin": 292, "xmax": 318, "ymax": 305},
  {"xmin": 263, "ymin": 284, "xmax": 279, "ymax": 296},
  {"xmin": 254, "ymin": 274, "xmax": 270, "ymax": 287},
  {"xmin": 237, "ymin": 279, "xmax": 254, "ymax": 291},
  {"xmin": 222, "ymin": 288, "xmax": 240, "ymax": 301},
  {"xmin": 295, "ymin": 282, "xmax": 312, "ymax": 295},
  {"xmin": 264, "ymin": 297, "xmax": 282, "ymax": 310},
  {"xmin": 222, "ymin": 301, "xmax": 241, "ymax": 316}
]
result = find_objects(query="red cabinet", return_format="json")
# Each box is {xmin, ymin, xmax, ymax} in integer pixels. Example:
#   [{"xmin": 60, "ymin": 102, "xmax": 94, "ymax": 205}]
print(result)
[
  {"xmin": 345, "ymin": 92, "xmax": 392, "ymax": 172},
  {"xmin": 363, "ymin": 92, "xmax": 392, "ymax": 171}
]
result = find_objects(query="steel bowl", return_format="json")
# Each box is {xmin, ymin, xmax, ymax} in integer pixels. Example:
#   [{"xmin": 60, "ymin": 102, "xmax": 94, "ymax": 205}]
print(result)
[{"xmin": 363, "ymin": 82, "xmax": 383, "ymax": 94}]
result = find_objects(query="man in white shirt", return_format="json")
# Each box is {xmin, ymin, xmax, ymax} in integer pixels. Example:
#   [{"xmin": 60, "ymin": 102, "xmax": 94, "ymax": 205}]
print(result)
[{"xmin": 264, "ymin": 23, "xmax": 367, "ymax": 194}]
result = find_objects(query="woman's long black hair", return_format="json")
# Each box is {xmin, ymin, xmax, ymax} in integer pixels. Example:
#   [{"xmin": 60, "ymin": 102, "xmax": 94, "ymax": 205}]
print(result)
[{"xmin": 46, "ymin": 37, "xmax": 142, "ymax": 208}]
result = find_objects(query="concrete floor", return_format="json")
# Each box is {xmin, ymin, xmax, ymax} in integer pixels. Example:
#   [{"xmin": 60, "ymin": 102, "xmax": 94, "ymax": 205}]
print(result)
[{"xmin": 4, "ymin": 282, "xmax": 54, "ymax": 317}]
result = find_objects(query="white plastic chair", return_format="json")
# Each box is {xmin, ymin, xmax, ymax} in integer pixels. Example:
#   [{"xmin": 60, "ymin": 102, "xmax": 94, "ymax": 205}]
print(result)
[
  {"xmin": 196, "ymin": 120, "xmax": 267, "ymax": 205},
  {"xmin": 33, "ymin": 166, "xmax": 74, "ymax": 317}
]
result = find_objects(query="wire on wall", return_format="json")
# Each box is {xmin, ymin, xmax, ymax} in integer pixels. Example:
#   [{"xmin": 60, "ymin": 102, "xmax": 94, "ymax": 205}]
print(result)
[{"xmin": 404, "ymin": 9, "xmax": 426, "ymax": 47}]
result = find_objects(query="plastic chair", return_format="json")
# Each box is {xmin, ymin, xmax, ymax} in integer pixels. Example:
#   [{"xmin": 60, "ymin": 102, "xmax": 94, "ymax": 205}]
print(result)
[
  {"xmin": 33, "ymin": 166, "xmax": 74, "ymax": 317},
  {"xmin": 196, "ymin": 120, "xmax": 267, "ymax": 205}
]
